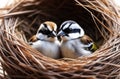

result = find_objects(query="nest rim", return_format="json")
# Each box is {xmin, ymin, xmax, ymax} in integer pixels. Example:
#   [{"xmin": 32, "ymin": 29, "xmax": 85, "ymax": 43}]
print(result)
[{"xmin": 0, "ymin": 0, "xmax": 120, "ymax": 79}]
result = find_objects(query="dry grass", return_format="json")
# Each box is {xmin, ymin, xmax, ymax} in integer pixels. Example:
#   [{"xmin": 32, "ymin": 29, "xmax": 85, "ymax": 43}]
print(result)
[{"xmin": 0, "ymin": 0, "xmax": 120, "ymax": 79}]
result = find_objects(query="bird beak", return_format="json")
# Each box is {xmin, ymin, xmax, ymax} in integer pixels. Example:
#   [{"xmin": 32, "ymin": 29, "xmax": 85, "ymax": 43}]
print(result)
[{"xmin": 57, "ymin": 31, "xmax": 65, "ymax": 36}]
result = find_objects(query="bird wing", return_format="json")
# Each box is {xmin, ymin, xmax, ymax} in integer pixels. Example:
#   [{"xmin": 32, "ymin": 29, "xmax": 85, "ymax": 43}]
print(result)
[
  {"xmin": 29, "ymin": 35, "xmax": 38, "ymax": 42},
  {"xmin": 80, "ymin": 35, "xmax": 97, "ymax": 52},
  {"xmin": 80, "ymin": 35, "xmax": 93, "ymax": 44}
]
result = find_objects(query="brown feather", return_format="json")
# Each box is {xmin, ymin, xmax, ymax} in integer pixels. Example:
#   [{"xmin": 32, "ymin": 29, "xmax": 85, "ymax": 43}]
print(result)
[
  {"xmin": 80, "ymin": 35, "xmax": 93, "ymax": 44},
  {"xmin": 44, "ymin": 21, "xmax": 56, "ymax": 30},
  {"xmin": 29, "ymin": 35, "xmax": 38, "ymax": 42}
]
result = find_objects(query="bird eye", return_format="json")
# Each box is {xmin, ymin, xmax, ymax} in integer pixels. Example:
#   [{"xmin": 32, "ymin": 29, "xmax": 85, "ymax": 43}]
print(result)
[
  {"xmin": 63, "ymin": 28, "xmax": 72, "ymax": 33},
  {"xmin": 39, "ymin": 29, "xmax": 52, "ymax": 35}
]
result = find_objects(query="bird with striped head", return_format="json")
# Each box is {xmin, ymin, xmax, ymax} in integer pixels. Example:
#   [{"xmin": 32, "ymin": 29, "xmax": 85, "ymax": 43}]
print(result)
[
  {"xmin": 29, "ymin": 21, "xmax": 61, "ymax": 59},
  {"xmin": 58, "ymin": 20, "xmax": 97, "ymax": 58}
]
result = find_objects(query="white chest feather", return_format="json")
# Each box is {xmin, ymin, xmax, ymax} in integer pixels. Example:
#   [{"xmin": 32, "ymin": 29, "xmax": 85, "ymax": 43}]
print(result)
[
  {"xmin": 31, "ymin": 40, "xmax": 60, "ymax": 59},
  {"xmin": 61, "ymin": 39, "xmax": 91, "ymax": 58}
]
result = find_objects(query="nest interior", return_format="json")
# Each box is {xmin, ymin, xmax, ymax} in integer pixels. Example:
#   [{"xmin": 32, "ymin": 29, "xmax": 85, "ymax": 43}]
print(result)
[
  {"xmin": 12, "ymin": 0, "xmax": 111, "ymax": 46},
  {"xmin": 0, "ymin": 0, "xmax": 120, "ymax": 79}
]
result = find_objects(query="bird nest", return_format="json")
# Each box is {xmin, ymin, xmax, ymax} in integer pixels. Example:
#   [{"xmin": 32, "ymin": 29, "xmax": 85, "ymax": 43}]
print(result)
[{"xmin": 0, "ymin": 0, "xmax": 120, "ymax": 79}]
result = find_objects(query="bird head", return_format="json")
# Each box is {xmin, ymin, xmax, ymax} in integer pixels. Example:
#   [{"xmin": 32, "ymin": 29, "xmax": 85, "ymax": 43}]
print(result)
[
  {"xmin": 30, "ymin": 21, "xmax": 57, "ymax": 42},
  {"xmin": 57, "ymin": 20, "xmax": 85, "ymax": 41}
]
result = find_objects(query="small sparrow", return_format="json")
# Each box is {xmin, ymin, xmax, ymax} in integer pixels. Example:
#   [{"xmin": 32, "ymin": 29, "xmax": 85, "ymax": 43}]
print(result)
[
  {"xmin": 58, "ymin": 20, "xmax": 97, "ymax": 59},
  {"xmin": 29, "ymin": 21, "xmax": 61, "ymax": 59}
]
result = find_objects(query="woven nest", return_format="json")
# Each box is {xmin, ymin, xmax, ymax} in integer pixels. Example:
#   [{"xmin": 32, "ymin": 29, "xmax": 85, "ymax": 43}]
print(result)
[{"xmin": 0, "ymin": 0, "xmax": 120, "ymax": 79}]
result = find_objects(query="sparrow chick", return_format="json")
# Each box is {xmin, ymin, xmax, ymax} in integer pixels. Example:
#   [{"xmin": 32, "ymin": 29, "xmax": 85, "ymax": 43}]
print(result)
[
  {"xmin": 29, "ymin": 21, "xmax": 61, "ymax": 59},
  {"xmin": 58, "ymin": 20, "xmax": 97, "ymax": 59}
]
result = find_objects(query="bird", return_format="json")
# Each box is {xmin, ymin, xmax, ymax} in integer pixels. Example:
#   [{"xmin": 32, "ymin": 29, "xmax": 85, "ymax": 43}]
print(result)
[
  {"xmin": 29, "ymin": 21, "xmax": 61, "ymax": 59},
  {"xmin": 57, "ymin": 20, "xmax": 97, "ymax": 59}
]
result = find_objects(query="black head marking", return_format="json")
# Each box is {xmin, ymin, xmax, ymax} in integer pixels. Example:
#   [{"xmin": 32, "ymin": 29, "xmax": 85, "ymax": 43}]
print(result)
[
  {"xmin": 59, "ymin": 22, "xmax": 67, "ymax": 32},
  {"xmin": 58, "ymin": 20, "xmax": 85, "ymax": 39},
  {"xmin": 61, "ymin": 22, "xmax": 81, "ymax": 34},
  {"xmin": 43, "ymin": 23, "xmax": 47, "ymax": 28},
  {"xmin": 38, "ymin": 23, "xmax": 52, "ymax": 35}
]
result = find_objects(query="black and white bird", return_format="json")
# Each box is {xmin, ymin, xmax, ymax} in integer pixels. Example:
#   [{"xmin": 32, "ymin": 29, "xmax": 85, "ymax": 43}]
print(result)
[
  {"xmin": 58, "ymin": 20, "xmax": 97, "ymax": 59},
  {"xmin": 29, "ymin": 21, "xmax": 61, "ymax": 59}
]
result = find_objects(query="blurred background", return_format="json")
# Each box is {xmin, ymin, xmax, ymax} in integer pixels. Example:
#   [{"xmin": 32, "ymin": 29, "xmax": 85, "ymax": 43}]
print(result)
[
  {"xmin": 0, "ymin": 0, "xmax": 119, "ymax": 16},
  {"xmin": 0, "ymin": 0, "xmax": 14, "ymax": 8},
  {"xmin": 0, "ymin": 0, "xmax": 120, "ymax": 8}
]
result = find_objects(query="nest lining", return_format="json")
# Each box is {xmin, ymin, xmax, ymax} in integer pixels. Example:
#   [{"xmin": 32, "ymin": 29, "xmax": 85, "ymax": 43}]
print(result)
[{"xmin": 0, "ymin": 0, "xmax": 120, "ymax": 79}]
